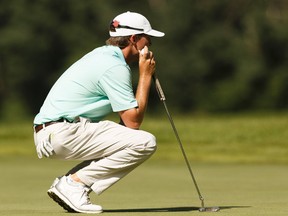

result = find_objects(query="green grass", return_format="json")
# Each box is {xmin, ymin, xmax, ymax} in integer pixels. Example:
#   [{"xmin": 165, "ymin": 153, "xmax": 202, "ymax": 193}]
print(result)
[
  {"xmin": 1, "ymin": 112, "xmax": 288, "ymax": 163},
  {"xmin": 1, "ymin": 113, "xmax": 288, "ymax": 215},
  {"xmin": 0, "ymin": 157, "xmax": 287, "ymax": 216},
  {"xmin": 143, "ymin": 112, "xmax": 288, "ymax": 164}
]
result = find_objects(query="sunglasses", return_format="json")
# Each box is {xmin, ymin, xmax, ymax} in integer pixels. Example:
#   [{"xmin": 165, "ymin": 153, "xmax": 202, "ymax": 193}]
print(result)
[{"xmin": 109, "ymin": 20, "xmax": 144, "ymax": 32}]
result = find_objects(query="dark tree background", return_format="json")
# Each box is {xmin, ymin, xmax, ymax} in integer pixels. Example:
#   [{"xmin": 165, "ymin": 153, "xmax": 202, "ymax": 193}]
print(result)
[{"xmin": 1, "ymin": 0, "xmax": 288, "ymax": 120}]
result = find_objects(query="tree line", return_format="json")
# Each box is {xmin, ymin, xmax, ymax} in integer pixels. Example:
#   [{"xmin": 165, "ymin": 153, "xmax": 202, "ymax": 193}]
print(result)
[{"xmin": 1, "ymin": 0, "xmax": 288, "ymax": 120}]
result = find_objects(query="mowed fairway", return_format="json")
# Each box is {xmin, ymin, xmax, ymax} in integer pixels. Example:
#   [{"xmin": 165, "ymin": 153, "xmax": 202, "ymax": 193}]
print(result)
[{"xmin": 0, "ymin": 113, "xmax": 288, "ymax": 216}]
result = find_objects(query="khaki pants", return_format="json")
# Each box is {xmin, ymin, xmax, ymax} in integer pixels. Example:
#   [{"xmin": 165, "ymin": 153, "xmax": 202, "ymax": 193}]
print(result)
[{"xmin": 34, "ymin": 118, "xmax": 156, "ymax": 195}]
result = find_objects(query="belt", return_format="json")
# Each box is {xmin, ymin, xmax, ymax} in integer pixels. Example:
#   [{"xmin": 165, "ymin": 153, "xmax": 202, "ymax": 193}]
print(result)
[{"xmin": 34, "ymin": 118, "xmax": 67, "ymax": 133}]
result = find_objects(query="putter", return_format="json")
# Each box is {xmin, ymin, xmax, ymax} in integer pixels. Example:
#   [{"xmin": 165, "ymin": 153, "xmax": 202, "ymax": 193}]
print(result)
[{"xmin": 153, "ymin": 75, "xmax": 220, "ymax": 212}]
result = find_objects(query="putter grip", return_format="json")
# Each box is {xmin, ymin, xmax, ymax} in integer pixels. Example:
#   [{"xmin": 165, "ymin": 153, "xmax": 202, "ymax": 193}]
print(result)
[{"xmin": 153, "ymin": 75, "xmax": 166, "ymax": 101}]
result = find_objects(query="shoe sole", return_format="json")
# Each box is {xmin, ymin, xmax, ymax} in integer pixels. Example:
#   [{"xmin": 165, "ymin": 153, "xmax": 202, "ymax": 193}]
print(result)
[
  {"xmin": 47, "ymin": 189, "xmax": 76, "ymax": 213},
  {"xmin": 47, "ymin": 187, "xmax": 102, "ymax": 214}
]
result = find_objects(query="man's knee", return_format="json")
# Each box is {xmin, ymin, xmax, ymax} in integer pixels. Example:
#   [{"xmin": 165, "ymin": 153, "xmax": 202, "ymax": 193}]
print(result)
[
  {"xmin": 144, "ymin": 132, "xmax": 157, "ymax": 153},
  {"xmin": 131, "ymin": 131, "xmax": 157, "ymax": 154}
]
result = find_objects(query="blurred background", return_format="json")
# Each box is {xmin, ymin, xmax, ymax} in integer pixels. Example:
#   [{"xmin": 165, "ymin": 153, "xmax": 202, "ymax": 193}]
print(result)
[
  {"xmin": 0, "ymin": 0, "xmax": 288, "ymax": 121},
  {"xmin": 1, "ymin": 3, "xmax": 288, "ymax": 212}
]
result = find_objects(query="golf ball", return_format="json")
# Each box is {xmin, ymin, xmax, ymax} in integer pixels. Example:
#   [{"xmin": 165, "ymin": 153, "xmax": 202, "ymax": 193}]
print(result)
[{"xmin": 140, "ymin": 49, "xmax": 145, "ymax": 55}]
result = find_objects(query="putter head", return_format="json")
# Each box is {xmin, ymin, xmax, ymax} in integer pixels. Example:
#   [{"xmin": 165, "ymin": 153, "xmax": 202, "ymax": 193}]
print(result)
[{"xmin": 199, "ymin": 207, "xmax": 220, "ymax": 212}]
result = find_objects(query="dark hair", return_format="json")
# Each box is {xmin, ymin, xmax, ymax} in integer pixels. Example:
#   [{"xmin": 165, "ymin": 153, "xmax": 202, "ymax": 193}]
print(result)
[
  {"xmin": 105, "ymin": 36, "xmax": 130, "ymax": 49},
  {"xmin": 105, "ymin": 34, "xmax": 144, "ymax": 49}
]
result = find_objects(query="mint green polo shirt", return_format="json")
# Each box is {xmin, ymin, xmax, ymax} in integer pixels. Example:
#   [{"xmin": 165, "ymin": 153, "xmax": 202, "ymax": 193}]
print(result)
[{"xmin": 34, "ymin": 46, "xmax": 138, "ymax": 125}]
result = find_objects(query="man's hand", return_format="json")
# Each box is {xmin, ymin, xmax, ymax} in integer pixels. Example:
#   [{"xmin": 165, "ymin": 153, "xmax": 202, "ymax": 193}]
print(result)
[
  {"xmin": 119, "ymin": 46, "xmax": 156, "ymax": 129},
  {"xmin": 139, "ymin": 46, "xmax": 156, "ymax": 78}
]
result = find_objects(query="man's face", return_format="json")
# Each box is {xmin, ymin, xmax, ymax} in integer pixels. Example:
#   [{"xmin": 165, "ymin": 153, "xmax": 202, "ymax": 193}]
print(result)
[
  {"xmin": 136, "ymin": 34, "xmax": 152, "ymax": 50},
  {"xmin": 128, "ymin": 34, "xmax": 152, "ymax": 63}
]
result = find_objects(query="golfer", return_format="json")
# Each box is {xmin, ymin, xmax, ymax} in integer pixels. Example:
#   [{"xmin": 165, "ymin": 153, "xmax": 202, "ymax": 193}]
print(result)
[{"xmin": 33, "ymin": 11, "xmax": 164, "ymax": 213}]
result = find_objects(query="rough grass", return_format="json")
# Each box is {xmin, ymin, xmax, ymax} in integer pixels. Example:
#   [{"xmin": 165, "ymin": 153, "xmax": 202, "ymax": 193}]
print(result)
[
  {"xmin": 142, "ymin": 112, "xmax": 288, "ymax": 164},
  {"xmin": 1, "ymin": 112, "xmax": 288, "ymax": 164}
]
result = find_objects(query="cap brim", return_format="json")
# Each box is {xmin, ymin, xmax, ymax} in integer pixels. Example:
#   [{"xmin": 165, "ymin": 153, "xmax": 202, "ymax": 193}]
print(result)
[
  {"xmin": 110, "ymin": 29, "xmax": 142, "ymax": 37},
  {"xmin": 109, "ymin": 28, "xmax": 165, "ymax": 37},
  {"xmin": 146, "ymin": 29, "xmax": 165, "ymax": 37}
]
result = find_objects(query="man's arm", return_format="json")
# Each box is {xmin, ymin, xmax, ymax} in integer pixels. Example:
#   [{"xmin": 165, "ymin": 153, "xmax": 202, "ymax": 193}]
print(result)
[{"xmin": 119, "ymin": 50, "xmax": 155, "ymax": 129}]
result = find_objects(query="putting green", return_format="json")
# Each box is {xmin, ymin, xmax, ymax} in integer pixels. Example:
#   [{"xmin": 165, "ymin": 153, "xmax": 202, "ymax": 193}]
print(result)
[
  {"xmin": 0, "ymin": 156, "xmax": 287, "ymax": 216},
  {"xmin": 1, "ymin": 114, "xmax": 287, "ymax": 215}
]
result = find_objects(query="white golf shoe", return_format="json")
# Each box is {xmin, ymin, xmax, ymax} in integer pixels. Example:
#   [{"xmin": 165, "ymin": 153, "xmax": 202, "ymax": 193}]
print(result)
[
  {"xmin": 47, "ymin": 175, "xmax": 103, "ymax": 214},
  {"xmin": 49, "ymin": 176, "xmax": 60, "ymax": 189}
]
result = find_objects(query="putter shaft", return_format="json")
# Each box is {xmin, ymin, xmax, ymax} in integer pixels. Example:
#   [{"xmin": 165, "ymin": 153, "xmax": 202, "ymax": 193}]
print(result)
[{"xmin": 153, "ymin": 75, "xmax": 205, "ymax": 208}]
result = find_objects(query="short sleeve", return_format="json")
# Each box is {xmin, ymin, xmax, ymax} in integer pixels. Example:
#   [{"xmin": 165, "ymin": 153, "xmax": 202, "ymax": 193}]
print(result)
[{"xmin": 98, "ymin": 65, "xmax": 138, "ymax": 112}]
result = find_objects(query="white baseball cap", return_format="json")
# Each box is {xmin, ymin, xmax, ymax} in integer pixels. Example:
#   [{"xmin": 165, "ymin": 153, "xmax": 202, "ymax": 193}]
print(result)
[{"xmin": 109, "ymin": 11, "xmax": 165, "ymax": 37}]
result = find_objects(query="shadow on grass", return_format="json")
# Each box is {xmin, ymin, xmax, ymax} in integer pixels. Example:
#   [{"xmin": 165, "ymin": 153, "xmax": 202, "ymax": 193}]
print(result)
[{"xmin": 104, "ymin": 206, "xmax": 250, "ymax": 213}]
